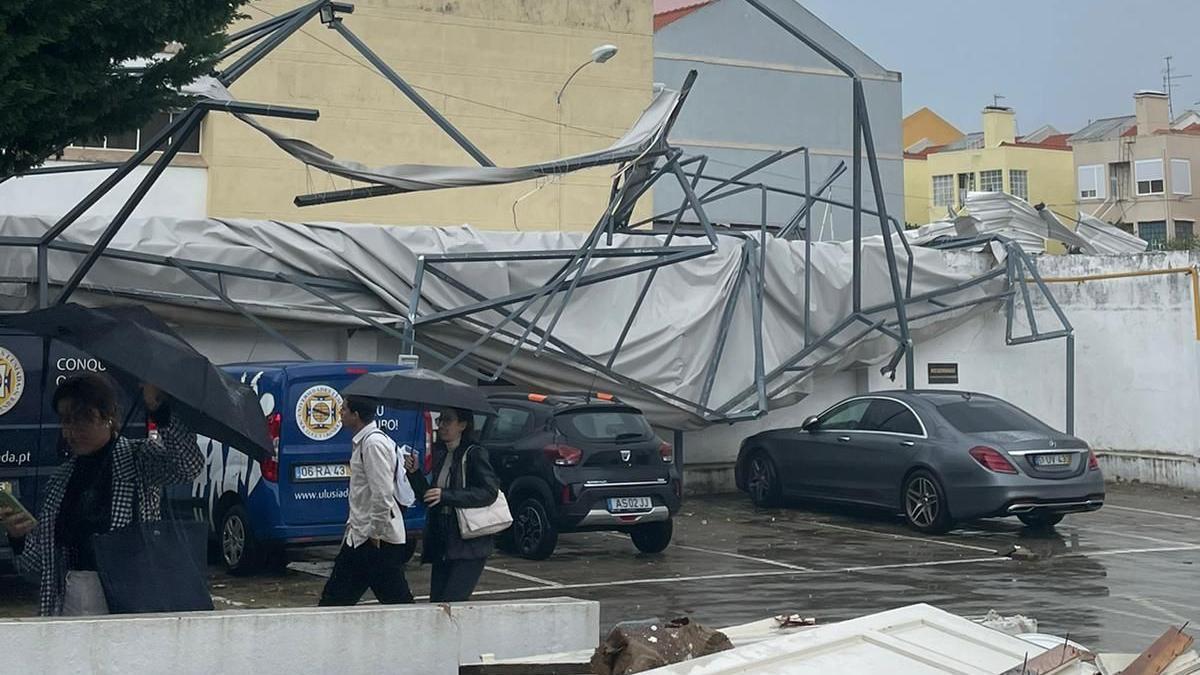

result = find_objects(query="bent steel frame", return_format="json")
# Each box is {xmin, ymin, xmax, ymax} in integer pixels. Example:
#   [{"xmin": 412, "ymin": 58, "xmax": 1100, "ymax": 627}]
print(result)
[{"xmin": 5, "ymin": 0, "xmax": 1077, "ymax": 430}]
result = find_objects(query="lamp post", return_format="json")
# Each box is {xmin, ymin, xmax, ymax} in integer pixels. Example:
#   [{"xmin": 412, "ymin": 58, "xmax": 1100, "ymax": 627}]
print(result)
[
  {"xmin": 553, "ymin": 44, "xmax": 618, "ymax": 230},
  {"xmin": 556, "ymin": 44, "xmax": 618, "ymax": 105}
]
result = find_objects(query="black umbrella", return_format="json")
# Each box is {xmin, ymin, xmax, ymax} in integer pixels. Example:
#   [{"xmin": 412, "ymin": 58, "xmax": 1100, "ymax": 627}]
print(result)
[
  {"xmin": 342, "ymin": 369, "xmax": 495, "ymax": 415},
  {"xmin": 0, "ymin": 303, "xmax": 272, "ymax": 461}
]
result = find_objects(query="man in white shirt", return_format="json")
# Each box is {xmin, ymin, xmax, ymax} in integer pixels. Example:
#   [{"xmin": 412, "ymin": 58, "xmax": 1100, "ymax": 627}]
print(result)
[{"xmin": 318, "ymin": 395, "xmax": 414, "ymax": 606}]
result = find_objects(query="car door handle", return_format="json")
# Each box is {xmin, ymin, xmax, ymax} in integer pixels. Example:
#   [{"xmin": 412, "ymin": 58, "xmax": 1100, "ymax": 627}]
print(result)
[
  {"xmin": 900, "ymin": 441, "xmax": 915, "ymax": 447},
  {"xmin": 837, "ymin": 436, "xmax": 851, "ymax": 442}
]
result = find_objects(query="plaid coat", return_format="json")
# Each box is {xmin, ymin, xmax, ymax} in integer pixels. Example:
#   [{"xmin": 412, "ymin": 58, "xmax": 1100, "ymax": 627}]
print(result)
[{"xmin": 14, "ymin": 413, "xmax": 203, "ymax": 616}]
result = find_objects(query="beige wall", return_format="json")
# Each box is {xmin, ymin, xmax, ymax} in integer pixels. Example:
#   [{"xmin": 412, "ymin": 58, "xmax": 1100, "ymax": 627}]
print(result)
[
  {"xmin": 204, "ymin": 0, "xmax": 653, "ymax": 231},
  {"xmin": 1074, "ymin": 133, "xmax": 1200, "ymax": 238},
  {"xmin": 903, "ymin": 157, "xmax": 929, "ymax": 226},
  {"xmin": 921, "ymin": 145, "xmax": 1075, "ymax": 224}
]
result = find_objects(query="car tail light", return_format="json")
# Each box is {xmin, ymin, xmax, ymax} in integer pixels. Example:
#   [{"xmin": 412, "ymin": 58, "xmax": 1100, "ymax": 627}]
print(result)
[
  {"xmin": 544, "ymin": 443, "xmax": 583, "ymax": 466},
  {"xmin": 423, "ymin": 411, "xmax": 434, "ymax": 474},
  {"xmin": 659, "ymin": 440, "xmax": 674, "ymax": 464},
  {"xmin": 561, "ymin": 485, "xmax": 574, "ymax": 503},
  {"xmin": 261, "ymin": 412, "xmax": 282, "ymax": 482},
  {"xmin": 1088, "ymin": 449, "xmax": 1100, "ymax": 471},
  {"xmin": 969, "ymin": 446, "xmax": 1018, "ymax": 474},
  {"xmin": 345, "ymin": 367, "xmax": 368, "ymax": 375}
]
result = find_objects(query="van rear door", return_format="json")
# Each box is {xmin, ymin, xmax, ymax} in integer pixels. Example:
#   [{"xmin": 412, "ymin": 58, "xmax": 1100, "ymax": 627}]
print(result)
[{"xmin": 0, "ymin": 333, "xmax": 45, "ymax": 521}]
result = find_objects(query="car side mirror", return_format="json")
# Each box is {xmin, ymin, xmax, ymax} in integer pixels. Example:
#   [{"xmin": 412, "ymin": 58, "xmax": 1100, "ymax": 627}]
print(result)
[{"xmin": 801, "ymin": 416, "xmax": 819, "ymax": 432}]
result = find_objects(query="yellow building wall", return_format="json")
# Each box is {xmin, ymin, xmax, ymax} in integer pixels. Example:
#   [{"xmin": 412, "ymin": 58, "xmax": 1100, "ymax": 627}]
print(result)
[
  {"xmin": 203, "ymin": 0, "xmax": 653, "ymax": 231},
  {"xmin": 903, "ymin": 158, "xmax": 929, "ymax": 226},
  {"xmin": 920, "ymin": 145, "xmax": 1075, "ymax": 224},
  {"xmin": 902, "ymin": 108, "xmax": 962, "ymax": 149}
]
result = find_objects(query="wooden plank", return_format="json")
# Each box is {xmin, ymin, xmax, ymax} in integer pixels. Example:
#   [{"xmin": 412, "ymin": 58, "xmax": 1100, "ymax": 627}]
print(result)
[
  {"xmin": 1119, "ymin": 626, "xmax": 1194, "ymax": 675},
  {"xmin": 1000, "ymin": 645, "xmax": 1085, "ymax": 675}
]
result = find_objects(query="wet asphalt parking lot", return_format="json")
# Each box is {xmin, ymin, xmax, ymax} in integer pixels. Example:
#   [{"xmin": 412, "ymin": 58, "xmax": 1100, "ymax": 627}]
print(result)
[{"xmin": 4, "ymin": 481, "xmax": 1199, "ymax": 653}]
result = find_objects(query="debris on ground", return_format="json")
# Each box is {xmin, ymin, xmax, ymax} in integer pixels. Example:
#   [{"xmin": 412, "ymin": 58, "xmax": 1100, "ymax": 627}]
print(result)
[
  {"xmin": 590, "ymin": 617, "xmax": 733, "ymax": 675},
  {"xmin": 773, "ymin": 614, "xmax": 817, "ymax": 628},
  {"xmin": 999, "ymin": 544, "xmax": 1042, "ymax": 561},
  {"xmin": 976, "ymin": 610, "xmax": 1038, "ymax": 636},
  {"xmin": 999, "ymin": 644, "xmax": 1093, "ymax": 675}
]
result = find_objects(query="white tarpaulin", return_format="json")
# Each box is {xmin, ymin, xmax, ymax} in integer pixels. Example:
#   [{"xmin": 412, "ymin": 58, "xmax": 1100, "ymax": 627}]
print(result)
[{"xmin": 0, "ymin": 215, "xmax": 1002, "ymax": 428}]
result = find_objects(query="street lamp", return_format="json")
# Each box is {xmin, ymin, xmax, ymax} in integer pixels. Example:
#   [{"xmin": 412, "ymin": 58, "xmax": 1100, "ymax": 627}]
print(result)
[{"xmin": 556, "ymin": 44, "xmax": 619, "ymax": 105}]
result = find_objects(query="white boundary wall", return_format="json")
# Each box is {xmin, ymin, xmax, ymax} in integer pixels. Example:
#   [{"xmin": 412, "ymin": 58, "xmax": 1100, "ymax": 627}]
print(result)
[
  {"xmin": 0, "ymin": 598, "xmax": 598, "ymax": 675},
  {"xmin": 684, "ymin": 251, "xmax": 1200, "ymax": 493}
]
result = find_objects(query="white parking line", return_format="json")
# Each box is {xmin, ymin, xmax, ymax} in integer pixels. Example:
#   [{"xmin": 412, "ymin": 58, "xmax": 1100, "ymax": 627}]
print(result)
[
  {"xmin": 483, "ymin": 566, "xmax": 563, "ymax": 587},
  {"xmin": 1125, "ymin": 596, "xmax": 1194, "ymax": 624},
  {"xmin": 1069, "ymin": 525, "xmax": 1194, "ymax": 547},
  {"xmin": 1106, "ymin": 504, "xmax": 1200, "ymax": 523},
  {"xmin": 457, "ymin": 543, "xmax": 1200, "ymax": 599},
  {"xmin": 1083, "ymin": 603, "xmax": 1191, "ymax": 627},
  {"xmin": 598, "ymin": 533, "xmax": 814, "ymax": 571},
  {"xmin": 786, "ymin": 519, "xmax": 998, "ymax": 554}
]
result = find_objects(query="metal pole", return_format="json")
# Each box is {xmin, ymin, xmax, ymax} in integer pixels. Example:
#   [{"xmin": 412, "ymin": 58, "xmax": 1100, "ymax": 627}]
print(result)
[
  {"xmin": 1066, "ymin": 332, "xmax": 1075, "ymax": 434},
  {"xmin": 327, "ymin": 19, "xmax": 494, "ymax": 167},
  {"xmin": 804, "ymin": 147, "xmax": 812, "ymax": 346},
  {"xmin": 852, "ymin": 83, "xmax": 863, "ymax": 313},
  {"xmin": 55, "ymin": 110, "xmax": 205, "ymax": 304},
  {"xmin": 218, "ymin": 0, "xmax": 328, "ymax": 86},
  {"xmin": 36, "ymin": 244, "xmax": 49, "ymax": 308}
]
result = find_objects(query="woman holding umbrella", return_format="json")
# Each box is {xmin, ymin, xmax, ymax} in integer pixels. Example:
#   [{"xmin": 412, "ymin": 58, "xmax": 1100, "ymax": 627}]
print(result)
[
  {"xmin": 0, "ymin": 373, "xmax": 203, "ymax": 616},
  {"xmin": 407, "ymin": 407, "xmax": 501, "ymax": 602}
]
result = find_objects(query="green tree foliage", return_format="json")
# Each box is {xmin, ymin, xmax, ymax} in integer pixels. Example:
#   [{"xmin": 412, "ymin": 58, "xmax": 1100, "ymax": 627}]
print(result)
[{"xmin": 0, "ymin": 0, "xmax": 246, "ymax": 177}]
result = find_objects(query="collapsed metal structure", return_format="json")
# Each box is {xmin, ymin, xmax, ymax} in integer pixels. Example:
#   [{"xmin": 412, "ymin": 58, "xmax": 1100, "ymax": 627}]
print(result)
[{"xmin": 1, "ymin": 0, "xmax": 1077, "ymax": 431}]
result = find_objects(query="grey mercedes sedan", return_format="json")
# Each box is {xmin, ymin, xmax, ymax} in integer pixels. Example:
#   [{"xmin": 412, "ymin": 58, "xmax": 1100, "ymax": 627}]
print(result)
[{"xmin": 734, "ymin": 391, "xmax": 1105, "ymax": 534}]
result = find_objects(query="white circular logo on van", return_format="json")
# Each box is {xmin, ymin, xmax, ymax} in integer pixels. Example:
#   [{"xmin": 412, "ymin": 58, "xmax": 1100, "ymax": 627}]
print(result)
[
  {"xmin": 0, "ymin": 347, "xmax": 25, "ymax": 416},
  {"xmin": 295, "ymin": 385, "xmax": 343, "ymax": 441}
]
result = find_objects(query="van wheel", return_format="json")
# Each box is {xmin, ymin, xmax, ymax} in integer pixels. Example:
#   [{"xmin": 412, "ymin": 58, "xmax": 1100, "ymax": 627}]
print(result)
[
  {"xmin": 903, "ymin": 470, "xmax": 953, "ymax": 535},
  {"xmin": 512, "ymin": 497, "xmax": 558, "ymax": 560},
  {"xmin": 630, "ymin": 519, "xmax": 673, "ymax": 554},
  {"xmin": 220, "ymin": 504, "xmax": 263, "ymax": 575}
]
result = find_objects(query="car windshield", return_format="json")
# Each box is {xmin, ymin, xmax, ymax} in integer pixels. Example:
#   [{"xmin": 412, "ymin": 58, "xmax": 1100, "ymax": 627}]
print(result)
[
  {"xmin": 937, "ymin": 398, "xmax": 1050, "ymax": 433},
  {"xmin": 556, "ymin": 408, "xmax": 653, "ymax": 442}
]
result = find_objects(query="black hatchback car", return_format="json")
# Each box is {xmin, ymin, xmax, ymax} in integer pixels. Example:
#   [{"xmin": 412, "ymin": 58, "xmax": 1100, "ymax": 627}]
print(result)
[{"xmin": 480, "ymin": 391, "xmax": 681, "ymax": 559}]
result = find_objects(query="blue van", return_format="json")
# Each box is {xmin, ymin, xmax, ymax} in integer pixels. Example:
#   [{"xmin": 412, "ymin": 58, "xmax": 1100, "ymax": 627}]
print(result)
[
  {"xmin": 183, "ymin": 361, "xmax": 430, "ymax": 574},
  {"xmin": 0, "ymin": 331, "xmax": 144, "ymax": 567}
]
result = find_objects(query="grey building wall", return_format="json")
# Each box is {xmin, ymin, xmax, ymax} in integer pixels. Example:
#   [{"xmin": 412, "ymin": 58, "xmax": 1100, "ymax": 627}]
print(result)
[{"xmin": 653, "ymin": 0, "xmax": 903, "ymax": 240}]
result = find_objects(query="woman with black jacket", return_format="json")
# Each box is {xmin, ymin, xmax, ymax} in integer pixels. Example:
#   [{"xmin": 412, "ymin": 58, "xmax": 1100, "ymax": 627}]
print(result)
[{"xmin": 407, "ymin": 407, "xmax": 500, "ymax": 602}]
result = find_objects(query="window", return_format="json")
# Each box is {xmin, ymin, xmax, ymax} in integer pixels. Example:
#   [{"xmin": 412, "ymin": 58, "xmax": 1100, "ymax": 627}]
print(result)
[
  {"xmin": 980, "ymin": 169, "xmax": 1003, "ymax": 192},
  {"xmin": 484, "ymin": 407, "xmax": 531, "ymax": 443},
  {"xmin": 1135, "ymin": 159, "xmax": 1165, "ymax": 195},
  {"xmin": 937, "ymin": 398, "xmax": 1051, "ymax": 434},
  {"xmin": 1171, "ymin": 159, "xmax": 1192, "ymax": 196},
  {"xmin": 1077, "ymin": 164, "xmax": 1106, "ymax": 200},
  {"xmin": 932, "ymin": 175, "xmax": 954, "ymax": 207},
  {"xmin": 816, "ymin": 399, "xmax": 872, "ymax": 431},
  {"xmin": 957, "ymin": 172, "xmax": 975, "ymax": 205},
  {"xmin": 1009, "ymin": 169, "xmax": 1029, "ymax": 201},
  {"xmin": 1138, "ymin": 221, "xmax": 1168, "ymax": 247},
  {"xmin": 70, "ymin": 111, "xmax": 201, "ymax": 155},
  {"xmin": 862, "ymin": 399, "xmax": 924, "ymax": 436},
  {"xmin": 555, "ymin": 409, "xmax": 653, "ymax": 441},
  {"xmin": 1116, "ymin": 222, "xmax": 1134, "ymax": 234},
  {"xmin": 1175, "ymin": 220, "xmax": 1194, "ymax": 242}
]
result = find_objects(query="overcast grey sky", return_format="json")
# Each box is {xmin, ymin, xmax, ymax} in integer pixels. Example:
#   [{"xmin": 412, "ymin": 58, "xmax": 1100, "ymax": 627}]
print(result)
[{"xmin": 799, "ymin": 0, "xmax": 1200, "ymax": 134}]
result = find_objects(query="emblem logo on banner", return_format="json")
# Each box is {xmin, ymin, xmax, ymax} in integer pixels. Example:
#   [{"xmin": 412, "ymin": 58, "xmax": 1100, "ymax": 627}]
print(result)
[
  {"xmin": 0, "ymin": 347, "xmax": 25, "ymax": 416},
  {"xmin": 295, "ymin": 385, "xmax": 343, "ymax": 441}
]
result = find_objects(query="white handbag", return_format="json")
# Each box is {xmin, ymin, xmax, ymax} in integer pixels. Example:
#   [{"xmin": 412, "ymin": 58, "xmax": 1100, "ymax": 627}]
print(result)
[{"xmin": 454, "ymin": 446, "xmax": 513, "ymax": 539}]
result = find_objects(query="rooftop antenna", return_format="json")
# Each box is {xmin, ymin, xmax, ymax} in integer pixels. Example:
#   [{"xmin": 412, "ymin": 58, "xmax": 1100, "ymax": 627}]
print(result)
[
  {"xmin": 992, "ymin": 94, "xmax": 1006, "ymax": 108},
  {"xmin": 1163, "ymin": 56, "xmax": 1191, "ymax": 120}
]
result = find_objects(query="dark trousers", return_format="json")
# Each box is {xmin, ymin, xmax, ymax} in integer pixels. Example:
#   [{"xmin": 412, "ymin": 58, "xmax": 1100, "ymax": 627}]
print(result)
[
  {"xmin": 429, "ymin": 557, "xmax": 487, "ymax": 603},
  {"xmin": 319, "ymin": 541, "xmax": 414, "ymax": 606}
]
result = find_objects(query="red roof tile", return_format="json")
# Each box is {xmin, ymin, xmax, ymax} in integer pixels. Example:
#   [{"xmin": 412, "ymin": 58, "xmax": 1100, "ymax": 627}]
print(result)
[
  {"xmin": 1001, "ymin": 140, "xmax": 1072, "ymax": 151},
  {"xmin": 654, "ymin": 0, "xmax": 714, "ymax": 30}
]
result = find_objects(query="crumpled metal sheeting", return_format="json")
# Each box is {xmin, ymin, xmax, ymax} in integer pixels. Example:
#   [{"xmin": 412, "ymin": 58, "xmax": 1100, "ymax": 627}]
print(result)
[{"xmin": 1075, "ymin": 212, "xmax": 1149, "ymax": 255}]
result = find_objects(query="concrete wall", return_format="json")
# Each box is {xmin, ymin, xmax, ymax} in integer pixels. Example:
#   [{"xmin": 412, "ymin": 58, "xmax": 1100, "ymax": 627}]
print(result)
[
  {"xmin": 653, "ymin": 0, "xmax": 905, "ymax": 240},
  {"xmin": 1073, "ymin": 133, "xmax": 1200, "ymax": 237},
  {"xmin": 0, "ymin": 598, "xmax": 599, "ymax": 674},
  {"xmin": 0, "ymin": 162, "xmax": 207, "ymax": 220},
  {"xmin": 682, "ymin": 251, "xmax": 1200, "ymax": 494},
  {"xmin": 206, "ymin": 0, "xmax": 653, "ymax": 231}
]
